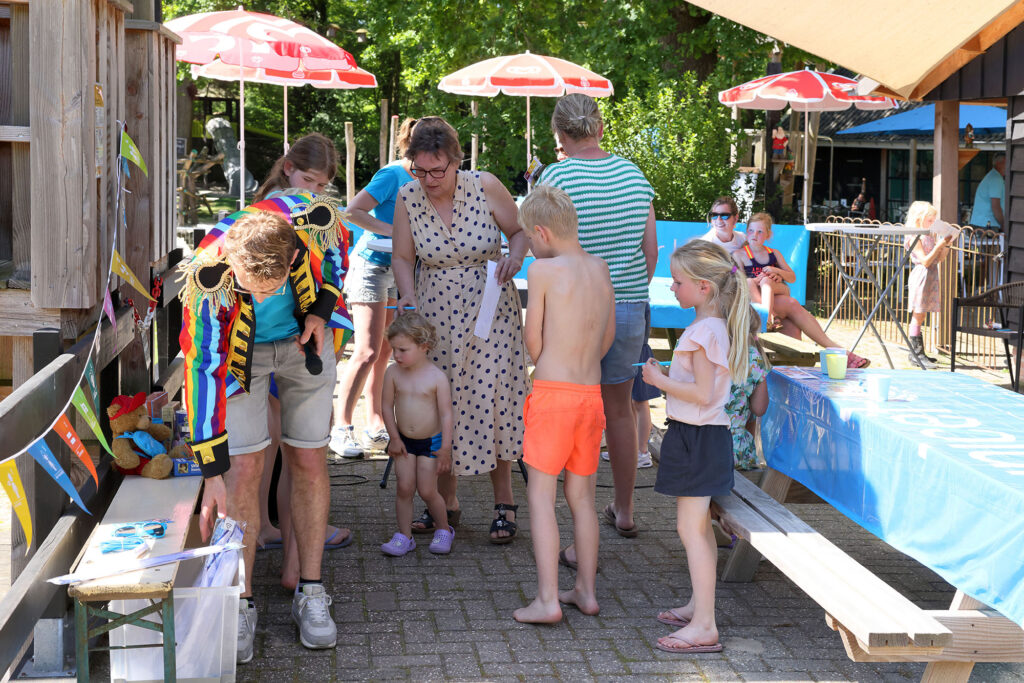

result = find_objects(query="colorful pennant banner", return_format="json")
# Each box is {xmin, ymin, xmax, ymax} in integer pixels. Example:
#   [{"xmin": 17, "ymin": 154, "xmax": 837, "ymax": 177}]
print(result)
[
  {"xmin": 55, "ymin": 415, "xmax": 99, "ymax": 486},
  {"xmin": 26, "ymin": 439, "xmax": 89, "ymax": 514},
  {"xmin": 83, "ymin": 357, "xmax": 100, "ymax": 415},
  {"xmin": 0, "ymin": 461, "xmax": 31, "ymax": 551},
  {"xmin": 111, "ymin": 250, "xmax": 155, "ymax": 301},
  {"xmin": 119, "ymin": 129, "xmax": 148, "ymax": 176},
  {"xmin": 71, "ymin": 387, "xmax": 113, "ymax": 457},
  {"xmin": 103, "ymin": 289, "xmax": 118, "ymax": 331}
]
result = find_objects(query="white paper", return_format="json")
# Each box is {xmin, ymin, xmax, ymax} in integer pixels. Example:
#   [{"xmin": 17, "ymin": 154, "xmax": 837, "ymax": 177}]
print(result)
[
  {"xmin": 474, "ymin": 261, "xmax": 501, "ymax": 341},
  {"xmin": 931, "ymin": 219, "xmax": 960, "ymax": 239}
]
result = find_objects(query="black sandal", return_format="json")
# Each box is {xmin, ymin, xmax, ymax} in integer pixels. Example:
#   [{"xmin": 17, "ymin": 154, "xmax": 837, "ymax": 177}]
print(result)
[
  {"xmin": 411, "ymin": 508, "xmax": 462, "ymax": 534},
  {"xmin": 489, "ymin": 503, "xmax": 518, "ymax": 545}
]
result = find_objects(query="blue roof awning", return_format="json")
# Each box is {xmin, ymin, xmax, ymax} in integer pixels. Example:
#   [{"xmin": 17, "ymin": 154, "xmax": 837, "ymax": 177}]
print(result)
[{"xmin": 837, "ymin": 103, "xmax": 1006, "ymax": 136}]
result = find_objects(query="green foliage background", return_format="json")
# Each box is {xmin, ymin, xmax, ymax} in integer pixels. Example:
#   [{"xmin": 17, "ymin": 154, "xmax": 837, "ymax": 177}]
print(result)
[{"xmin": 165, "ymin": 0, "xmax": 821, "ymax": 219}]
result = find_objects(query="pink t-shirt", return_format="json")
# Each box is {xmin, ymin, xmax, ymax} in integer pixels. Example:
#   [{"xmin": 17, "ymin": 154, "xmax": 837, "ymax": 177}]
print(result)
[{"xmin": 665, "ymin": 317, "xmax": 732, "ymax": 426}]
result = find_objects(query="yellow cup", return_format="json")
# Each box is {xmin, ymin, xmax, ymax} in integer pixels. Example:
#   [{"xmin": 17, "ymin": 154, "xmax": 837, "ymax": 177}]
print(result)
[{"xmin": 826, "ymin": 352, "xmax": 848, "ymax": 379}]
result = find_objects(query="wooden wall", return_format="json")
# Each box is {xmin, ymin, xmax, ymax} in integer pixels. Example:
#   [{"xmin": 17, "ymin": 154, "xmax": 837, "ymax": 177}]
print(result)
[
  {"xmin": 1008, "ymin": 96, "xmax": 1024, "ymax": 311},
  {"xmin": 924, "ymin": 23, "xmax": 1024, "ymax": 103}
]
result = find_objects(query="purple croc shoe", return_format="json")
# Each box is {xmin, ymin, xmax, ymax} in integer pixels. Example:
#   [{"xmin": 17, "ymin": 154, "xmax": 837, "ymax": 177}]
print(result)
[{"xmin": 429, "ymin": 526, "xmax": 454, "ymax": 555}]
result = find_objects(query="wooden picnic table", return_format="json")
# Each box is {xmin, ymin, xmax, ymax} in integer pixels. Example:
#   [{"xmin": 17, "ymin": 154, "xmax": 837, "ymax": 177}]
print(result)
[{"xmin": 716, "ymin": 367, "xmax": 1024, "ymax": 681}]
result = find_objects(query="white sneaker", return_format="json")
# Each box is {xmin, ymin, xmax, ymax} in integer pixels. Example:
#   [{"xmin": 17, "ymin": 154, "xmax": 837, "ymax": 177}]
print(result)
[
  {"xmin": 292, "ymin": 584, "xmax": 337, "ymax": 649},
  {"xmin": 329, "ymin": 425, "xmax": 363, "ymax": 458},
  {"xmin": 237, "ymin": 598, "xmax": 257, "ymax": 664},
  {"xmin": 363, "ymin": 427, "xmax": 390, "ymax": 450},
  {"xmin": 600, "ymin": 451, "xmax": 610, "ymax": 461},
  {"xmin": 637, "ymin": 451, "xmax": 653, "ymax": 469}
]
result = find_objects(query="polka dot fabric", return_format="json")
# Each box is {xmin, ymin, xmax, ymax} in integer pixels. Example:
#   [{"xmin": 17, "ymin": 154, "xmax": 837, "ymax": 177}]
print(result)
[{"xmin": 400, "ymin": 170, "xmax": 531, "ymax": 475}]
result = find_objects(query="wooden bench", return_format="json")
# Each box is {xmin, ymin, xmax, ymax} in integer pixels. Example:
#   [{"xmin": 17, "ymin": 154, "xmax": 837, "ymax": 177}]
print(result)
[
  {"xmin": 69, "ymin": 475, "xmax": 202, "ymax": 683},
  {"xmin": 758, "ymin": 331, "xmax": 820, "ymax": 367},
  {"xmin": 713, "ymin": 472, "xmax": 1024, "ymax": 679}
]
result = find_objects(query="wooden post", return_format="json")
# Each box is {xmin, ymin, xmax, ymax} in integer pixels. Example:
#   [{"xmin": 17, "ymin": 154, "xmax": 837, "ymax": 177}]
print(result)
[
  {"xmin": 934, "ymin": 100, "xmax": 959, "ymax": 349},
  {"xmin": 345, "ymin": 121, "xmax": 355, "ymax": 203},
  {"xmin": 11, "ymin": 5, "xmax": 29, "ymax": 287},
  {"xmin": 388, "ymin": 115, "xmax": 398, "ymax": 163},
  {"xmin": 909, "ymin": 138, "xmax": 918, "ymax": 203},
  {"xmin": 378, "ymin": 98, "xmax": 388, "ymax": 169},
  {"xmin": 471, "ymin": 100, "xmax": 479, "ymax": 171}
]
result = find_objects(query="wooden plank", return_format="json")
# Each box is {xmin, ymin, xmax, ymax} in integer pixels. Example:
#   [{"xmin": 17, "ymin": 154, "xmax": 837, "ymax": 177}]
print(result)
[
  {"xmin": 125, "ymin": 19, "xmax": 181, "ymax": 43},
  {"xmin": 0, "ymin": 289, "xmax": 61, "ymax": 335},
  {"xmin": 729, "ymin": 476, "xmax": 951, "ymax": 648},
  {"xmin": 0, "ymin": 125, "xmax": 28, "ymax": 142},
  {"xmin": 30, "ymin": 0, "xmax": 96, "ymax": 308},
  {"xmin": 68, "ymin": 476, "xmax": 201, "ymax": 602},
  {"xmin": 715, "ymin": 478, "xmax": 951, "ymax": 650},
  {"xmin": 10, "ymin": 335, "xmax": 29, "ymax": 388},
  {"xmin": 10, "ymin": 4, "xmax": 27, "ymax": 284},
  {"xmin": 0, "ymin": 17, "xmax": 12, "ymax": 263}
]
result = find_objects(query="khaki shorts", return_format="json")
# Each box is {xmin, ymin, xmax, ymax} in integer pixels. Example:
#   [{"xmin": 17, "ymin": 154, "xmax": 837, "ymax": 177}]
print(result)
[{"xmin": 225, "ymin": 334, "xmax": 337, "ymax": 455}]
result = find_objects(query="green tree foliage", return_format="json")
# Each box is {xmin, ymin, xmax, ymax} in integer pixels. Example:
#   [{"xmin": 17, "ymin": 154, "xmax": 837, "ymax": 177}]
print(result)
[
  {"xmin": 163, "ymin": 0, "xmax": 816, "ymax": 201},
  {"xmin": 601, "ymin": 76, "xmax": 743, "ymax": 221}
]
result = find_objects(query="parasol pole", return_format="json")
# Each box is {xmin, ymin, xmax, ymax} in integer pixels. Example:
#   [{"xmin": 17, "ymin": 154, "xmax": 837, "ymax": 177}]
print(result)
[
  {"xmin": 283, "ymin": 86, "xmax": 289, "ymax": 153},
  {"xmin": 526, "ymin": 94, "xmax": 532, "ymax": 172},
  {"xmin": 238, "ymin": 42, "xmax": 246, "ymax": 210},
  {"xmin": 803, "ymin": 110, "xmax": 809, "ymax": 224}
]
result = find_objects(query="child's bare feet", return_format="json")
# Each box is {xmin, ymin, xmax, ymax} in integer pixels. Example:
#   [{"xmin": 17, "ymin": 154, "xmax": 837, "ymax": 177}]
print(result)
[
  {"xmin": 513, "ymin": 598, "xmax": 563, "ymax": 624},
  {"xmin": 559, "ymin": 588, "xmax": 599, "ymax": 615}
]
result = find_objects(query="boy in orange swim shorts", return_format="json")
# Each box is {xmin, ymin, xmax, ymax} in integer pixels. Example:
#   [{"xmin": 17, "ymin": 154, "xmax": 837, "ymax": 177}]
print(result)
[{"xmin": 512, "ymin": 185, "xmax": 615, "ymax": 625}]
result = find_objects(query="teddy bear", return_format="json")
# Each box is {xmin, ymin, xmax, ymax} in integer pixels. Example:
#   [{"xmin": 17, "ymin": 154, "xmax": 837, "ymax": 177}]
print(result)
[{"xmin": 106, "ymin": 392, "xmax": 173, "ymax": 479}]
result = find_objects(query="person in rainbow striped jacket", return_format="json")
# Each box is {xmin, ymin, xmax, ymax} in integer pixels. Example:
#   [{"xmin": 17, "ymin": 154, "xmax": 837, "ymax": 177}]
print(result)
[{"xmin": 177, "ymin": 192, "xmax": 352, "ymax": 654}]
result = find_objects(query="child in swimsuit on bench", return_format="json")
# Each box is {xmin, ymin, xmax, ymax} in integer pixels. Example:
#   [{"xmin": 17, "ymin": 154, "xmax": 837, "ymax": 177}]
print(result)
[{"xmin": 731, "ymin": 212, "xmax": 796, "ymax": 332}]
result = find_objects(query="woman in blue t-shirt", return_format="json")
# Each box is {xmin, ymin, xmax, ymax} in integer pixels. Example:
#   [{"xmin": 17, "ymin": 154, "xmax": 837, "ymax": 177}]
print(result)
[{"xmin": 330, "ymin": 118, "xmax": 419, "ymax": 458}]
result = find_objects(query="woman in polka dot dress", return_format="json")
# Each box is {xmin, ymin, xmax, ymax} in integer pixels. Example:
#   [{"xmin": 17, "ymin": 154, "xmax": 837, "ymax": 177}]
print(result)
[{"xmin": 392, "ymin": 117, "xmax": 531, "ymax": 544}]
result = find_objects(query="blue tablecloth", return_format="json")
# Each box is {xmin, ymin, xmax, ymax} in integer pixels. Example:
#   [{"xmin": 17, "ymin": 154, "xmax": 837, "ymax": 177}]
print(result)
[{"xmin": 762, "ymin": 367, "xmax": 1024, "ymax": 626}]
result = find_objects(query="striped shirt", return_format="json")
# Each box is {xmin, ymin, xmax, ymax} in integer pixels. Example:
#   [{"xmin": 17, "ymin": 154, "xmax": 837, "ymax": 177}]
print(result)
[{"xmin": 540, "ymin": 155, "xmax": 655, "ymax": 301}]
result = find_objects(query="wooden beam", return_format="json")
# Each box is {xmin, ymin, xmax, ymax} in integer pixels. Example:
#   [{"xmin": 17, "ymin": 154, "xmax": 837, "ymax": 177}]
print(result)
[
  {"xmin": 0, "ymin": 125, "xmax": 28, "ymax": 142},
  {"xmin": 0, "ymin": 289, "xmax": 61, "ymax": 335},
  {"xmin": 934, "ymin": 101, "xmax": 959, "ymax": 348}
]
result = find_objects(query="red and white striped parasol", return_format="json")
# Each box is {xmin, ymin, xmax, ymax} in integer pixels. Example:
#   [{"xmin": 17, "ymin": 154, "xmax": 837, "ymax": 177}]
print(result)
[
  {"xmin": 719, "ymin": 69, "xmax": 898, "ymax": 221},
  {"xmin": 165, "ymin": 9, "xmax": 371, "ymax": 206},
  {"xmin": 439, "ymin": 52, "xmax": 613, "ymax": 167}
]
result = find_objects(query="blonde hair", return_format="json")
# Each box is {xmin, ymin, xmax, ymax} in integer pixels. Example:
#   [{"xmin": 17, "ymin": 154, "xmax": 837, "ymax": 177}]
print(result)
[
  {"xmin": 747, "ymin": 212, "xmax": 773, "ymax": 238},
  {"xmin": 255, "ymin": 132, "xmax": 338, "ymax": 202},
  {"xmin": 517, "ymin": 184, "xmax": 578, "ymax": 239},
  {"xmin": 551, "ymin": 93, "xmax": 603, "ymax": 141},
  {"xmin": 224, "ymin": 212, "xmax": 296, "ymax": 282},
  {"xmin": 386, "ymin": 312, "xmax": 438, "ymax": 350},
  {"xmin": 905, "ymin": 201, "xmax": 937, "ymax": 230},
  {"xmin": 670, "ymin": 241, "xmax": 751, "ymax": 384},
  {"xmin": 404, "ymin": 116, "xmax": 464, "ymax": 164}
]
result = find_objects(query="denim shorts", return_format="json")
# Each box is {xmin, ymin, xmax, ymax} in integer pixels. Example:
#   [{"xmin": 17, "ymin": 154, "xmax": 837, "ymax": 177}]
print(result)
[
  {"xmin": 225, "ymin": 335, "xmax": 337, "ymax": 454},
  {"xmin": 601, "ymin": 301, "xmax": 647, "ymax": 385},
  {"xmin": 345, "ymin": 254, "xmax": 397, "ymax": 304}
]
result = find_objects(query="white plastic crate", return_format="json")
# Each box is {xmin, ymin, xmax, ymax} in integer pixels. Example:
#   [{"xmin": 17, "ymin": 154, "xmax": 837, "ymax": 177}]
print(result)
[{"xmin": 108, "ymin": 554, "xmax": 240, "ymax": 683}]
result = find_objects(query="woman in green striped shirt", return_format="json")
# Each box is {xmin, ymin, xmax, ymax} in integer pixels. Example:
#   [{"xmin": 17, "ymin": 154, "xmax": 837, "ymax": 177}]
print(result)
[{"xmin": 540, "ymin": 93, "xmax": 657, "ymax": 544}]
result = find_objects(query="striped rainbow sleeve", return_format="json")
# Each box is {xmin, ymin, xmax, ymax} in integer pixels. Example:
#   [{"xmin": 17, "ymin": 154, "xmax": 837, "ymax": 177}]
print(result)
[{"xmin": 179, "ymin": 297, "xmax": 232, "ymax": 478}]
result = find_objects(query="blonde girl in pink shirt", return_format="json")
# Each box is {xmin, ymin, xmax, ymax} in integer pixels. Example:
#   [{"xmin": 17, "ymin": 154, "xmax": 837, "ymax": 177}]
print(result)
[{"xmin": 641, "ymin": 240, "xmax": 751, "ymax": 655}]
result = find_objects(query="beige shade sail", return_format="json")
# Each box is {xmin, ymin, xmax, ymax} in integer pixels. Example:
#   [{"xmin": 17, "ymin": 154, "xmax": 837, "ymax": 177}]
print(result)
[{"xmin": 687, "ymin": 0, "xmax": 1024, "ymax": 100}]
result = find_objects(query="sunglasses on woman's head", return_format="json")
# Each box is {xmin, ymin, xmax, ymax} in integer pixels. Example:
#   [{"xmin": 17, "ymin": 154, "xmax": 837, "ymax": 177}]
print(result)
[{"xmin": 709, "ymin": 212, "xmax": 734, "ymax": 220}]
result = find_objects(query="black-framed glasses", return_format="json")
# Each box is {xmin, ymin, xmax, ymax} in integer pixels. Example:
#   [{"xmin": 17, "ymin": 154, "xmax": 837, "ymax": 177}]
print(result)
[
  {"xmin": 410, "ymin": 161, "xmax": 451, "ymax": 179},
  {"xmin": 235, "ymin": 281, "xmax": 288, "ymax": 297},
  {"xmin": 709, "ymin": 212, "xmax": 734, "ymax": 221}
]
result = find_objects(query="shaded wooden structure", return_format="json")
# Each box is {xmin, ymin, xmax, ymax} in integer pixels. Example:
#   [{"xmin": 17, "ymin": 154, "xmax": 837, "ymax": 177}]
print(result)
[{"xmin": 0, "ymin": 0, "xmax": 182, "ymax": 674}]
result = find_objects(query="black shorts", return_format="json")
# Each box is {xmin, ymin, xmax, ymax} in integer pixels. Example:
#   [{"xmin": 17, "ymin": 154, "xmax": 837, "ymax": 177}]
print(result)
[
  {"xmin": 654, "ymin": 420, "xmax": 734, "ymax": 497},
  {"xmin": 400, "ymin": 432, "xmax": 441, "ymax": 458}
]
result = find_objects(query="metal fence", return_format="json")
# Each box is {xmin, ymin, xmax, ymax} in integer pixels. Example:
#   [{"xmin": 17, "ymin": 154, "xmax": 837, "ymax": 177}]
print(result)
[{"xmin": 815, "ymin": 217, "xmax": 1007, "ymax": 369}]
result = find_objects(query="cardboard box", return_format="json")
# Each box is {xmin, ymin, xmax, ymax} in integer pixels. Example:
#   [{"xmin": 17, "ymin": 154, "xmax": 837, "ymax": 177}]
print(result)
[{"xmin": 171, "ymin": 458, "xmax": 202, "ymax": 477}]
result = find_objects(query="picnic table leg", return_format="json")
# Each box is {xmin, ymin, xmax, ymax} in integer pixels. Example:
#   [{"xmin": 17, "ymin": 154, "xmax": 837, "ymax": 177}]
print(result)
[
  {"xmin": 75, "ymin": 600, "xmax": 89, "ymax": 683},
  {"xmin": 161, "ymin": 596, "xmax": 177, "ymax": 682},
  {"xmin": 920, "ymin": 591, "xmax": 985, "ymax": 683},
  {"xmin": 720, "ymin": 469, "xmax": 794, "ymax": 582}
]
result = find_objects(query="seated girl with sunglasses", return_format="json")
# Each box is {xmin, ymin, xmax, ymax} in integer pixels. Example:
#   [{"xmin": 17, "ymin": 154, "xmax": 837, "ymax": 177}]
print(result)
[{"xmin": 697, "ymin": 198, "xmax": 870, "ymax": 369}]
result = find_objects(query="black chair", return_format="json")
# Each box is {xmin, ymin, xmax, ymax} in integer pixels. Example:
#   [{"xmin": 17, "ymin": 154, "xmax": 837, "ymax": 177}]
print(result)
[{"xmin": 950, "ymin": 281, "xmax": 1024, "ymax": 392}]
